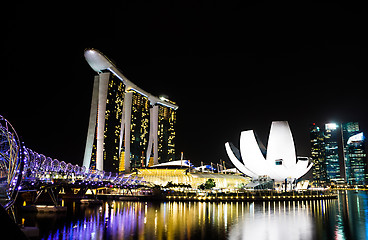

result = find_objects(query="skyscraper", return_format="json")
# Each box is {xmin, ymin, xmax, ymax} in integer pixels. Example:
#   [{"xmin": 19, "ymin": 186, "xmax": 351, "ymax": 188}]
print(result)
[
  {"xmin": 84, "ymin": 72, "xmax": 124, "ymax": 172},
  {"xmin": 310, "ymin": 123, "xmax": 341, "ymax": 184},
  {"xmin": 324, "ymin": 123, "xmax": 341, "ymax": 181},
  {"xmin": 82, "ymin": 49, "xmax": 178, "ymax": 173},
  {"xmin": 342, "ymin": 122, "xmax": 367, "ymax": 185},
  {"xmin": 310, "ymin": 122, "xmax": 368, "ymax": 186},
  {"xmin": 158, "ymin": 104, "xmax": 177, "ymax": 163},
  {"xmin": 310, "ymin": 123, "xmax": 327, "ymax": 184},
  {"xmin": 129, "ymin": 92, "xmax": 150, "ymax": 169}
]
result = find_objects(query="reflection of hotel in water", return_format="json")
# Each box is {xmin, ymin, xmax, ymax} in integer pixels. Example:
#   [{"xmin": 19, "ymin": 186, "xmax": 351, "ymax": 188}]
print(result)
[
  {"xmin": 82, "ymin": 49, "xmax": 178, "ymax": 173},
  {"xmin": 46, "ymin": 199, "xmax": 343, "ymax": 239}
]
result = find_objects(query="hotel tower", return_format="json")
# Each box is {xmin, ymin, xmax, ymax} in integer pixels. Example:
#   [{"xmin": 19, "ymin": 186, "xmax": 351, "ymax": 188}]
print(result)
[{"xmin": 82, "ymin": 49, "xmax": 178, "ymax": 173}]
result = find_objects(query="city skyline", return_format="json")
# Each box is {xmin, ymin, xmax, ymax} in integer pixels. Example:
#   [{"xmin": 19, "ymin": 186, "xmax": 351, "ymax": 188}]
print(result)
[
  {"xmin": 310, "ymin": 122, "xmax": 367, "ymax": 184},
  {"xmin": 4, "ymin": 2, "xmax": 368, "ymax": 167}
]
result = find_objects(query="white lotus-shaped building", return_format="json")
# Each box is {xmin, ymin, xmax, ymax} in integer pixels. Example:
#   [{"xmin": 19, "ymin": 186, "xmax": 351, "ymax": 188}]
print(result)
[{"xmin": 225, "ymin": 121, "xmax": 312, "ymax": 182}]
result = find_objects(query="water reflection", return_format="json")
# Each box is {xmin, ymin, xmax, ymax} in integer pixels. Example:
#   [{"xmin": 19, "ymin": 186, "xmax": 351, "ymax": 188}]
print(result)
[
  {"xmin": 229, "ymin": 201, "xmax": 314, "ymax": 240},
  {"xmin": 36, "ymin": 201, "xmax": 244, "ymax": 240},
  {"xmin": 20, "ymin": 191, "xmax": 368, "ymax": 240}
]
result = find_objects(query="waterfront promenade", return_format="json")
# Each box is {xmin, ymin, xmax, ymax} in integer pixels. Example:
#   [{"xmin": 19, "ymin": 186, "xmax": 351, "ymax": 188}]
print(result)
[{"xmin": 95, "ymin": 189, "xmax": 337, "ymax": 202}]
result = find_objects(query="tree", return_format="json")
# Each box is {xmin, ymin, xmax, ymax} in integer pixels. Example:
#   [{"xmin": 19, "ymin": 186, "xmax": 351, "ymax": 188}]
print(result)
[
  {"xmin": 198, "ymin": 178, "xmax": 216, "ymax": 190},
  {"xmin": 165, "ymin": 181, "xmax": 192, "ymax": 189}
]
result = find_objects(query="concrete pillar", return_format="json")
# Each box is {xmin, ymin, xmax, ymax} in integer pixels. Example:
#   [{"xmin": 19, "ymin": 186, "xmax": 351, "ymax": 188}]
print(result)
[
  {"xmin": 83, "ymin": 75, "xmax": 99, "ymax": 169},
  {"xmin": 95, "ymin": 72, "xmax": 110, "ymax": 171},
  {"xmin": 153, "ymin": 105, "xmax": 159, "ymax": 165},
  {"xmin": 146, "ymin": 105, "xmax": 159, "ymax": 166},
  {"xmin": 124, "ymin": 91, "xmax": 133, "ymax": 173}
]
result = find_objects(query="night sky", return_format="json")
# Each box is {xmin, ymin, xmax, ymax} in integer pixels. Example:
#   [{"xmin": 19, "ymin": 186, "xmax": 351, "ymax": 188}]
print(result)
[{"xmin": 4, "ymin": 2, "xmax": 368, "ymax": 168}]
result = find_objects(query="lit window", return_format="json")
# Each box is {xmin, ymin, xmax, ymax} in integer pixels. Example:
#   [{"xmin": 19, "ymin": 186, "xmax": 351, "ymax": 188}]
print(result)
[{"xmin": 275, "ymin": 159, "xmax": 283, "ymax": 165}]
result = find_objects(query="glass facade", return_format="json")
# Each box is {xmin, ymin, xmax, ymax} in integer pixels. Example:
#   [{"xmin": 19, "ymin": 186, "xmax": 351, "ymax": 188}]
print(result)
[
  {"xmin": 158, "ymin": 105, "xmax": 176, "ymax": 163},
  {"xmin": 310, "ymin": 123, "xmax": 341, "ymax": 184},
  {"xmin": 342, "ymin": 122, "xmax": 367, "ymax": 185},
  {"xmin": 86, "ymin": 73, "xmax": 177, "ymax": 173},
  {"xmin": 129, "ymin": 92, "xmax": 150, "ymax": 169},
  {"xmin": 310, "ymin": 122, "xmax": 368, "ymax": 186},
  {"xmin": 310, "ymin": 123, "xmax": 327, "ymax": 184},
  {"xmin": 103, "ymin": 74, "xmax": 125, "ymax": 173},
  {"xmin": 89, "ymin": 73, "xmax": 125, "ymax": 172},
  {"xmin": 324, "ymin": 123, "xmax": 341, "ymax": 181},
  {"xmin": 83, "ymin": 49, "xmax": 178, "ymax": 173}
]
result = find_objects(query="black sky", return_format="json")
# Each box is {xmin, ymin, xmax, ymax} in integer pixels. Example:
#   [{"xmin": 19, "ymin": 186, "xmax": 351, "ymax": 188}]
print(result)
[{"xmin": 4, "ymin": 1, "xmax": 368, "ymax": 167}]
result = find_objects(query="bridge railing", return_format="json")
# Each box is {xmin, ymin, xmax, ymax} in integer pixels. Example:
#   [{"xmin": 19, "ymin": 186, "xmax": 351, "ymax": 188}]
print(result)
[
  {"xmin": 1, "ymin": 114, "xmax": 145, "ymax": 210},
  {"xmin": 21, "ymin": 147, "xmax": 144, "ymax": 188}
]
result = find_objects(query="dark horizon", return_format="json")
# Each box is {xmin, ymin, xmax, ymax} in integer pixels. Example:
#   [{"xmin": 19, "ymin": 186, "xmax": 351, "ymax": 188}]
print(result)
[{"xmin": 4, "ymin": 2, "xmax": 368, "ymax": 168}]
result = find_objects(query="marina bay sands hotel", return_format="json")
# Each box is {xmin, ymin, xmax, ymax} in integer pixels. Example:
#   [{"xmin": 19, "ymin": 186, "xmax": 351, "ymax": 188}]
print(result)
[{"xmin": 82, "ymin": 49, "xmax": 178, "ymax": 173}]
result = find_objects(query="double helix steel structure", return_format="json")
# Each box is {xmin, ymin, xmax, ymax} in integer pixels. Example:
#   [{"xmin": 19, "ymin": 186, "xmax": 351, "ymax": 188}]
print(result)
[
  {"xmin": 0, "ymin": 115, "xmax": 23, "ymax": 209},
  {"xmin": 0, "ymin": 115, "xmax": 143, "ymax": 210}
]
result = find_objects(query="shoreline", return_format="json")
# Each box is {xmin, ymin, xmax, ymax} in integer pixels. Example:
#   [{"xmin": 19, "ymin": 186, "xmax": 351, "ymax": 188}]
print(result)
[{"xmin": 95, "ymin": 192, "xmax": 338, "ymax": 202}]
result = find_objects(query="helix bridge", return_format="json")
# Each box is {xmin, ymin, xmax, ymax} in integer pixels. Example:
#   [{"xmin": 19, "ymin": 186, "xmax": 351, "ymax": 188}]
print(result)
[{"xmin": 0, "ymin": 115, "xmax": 143, "ymax": 210}]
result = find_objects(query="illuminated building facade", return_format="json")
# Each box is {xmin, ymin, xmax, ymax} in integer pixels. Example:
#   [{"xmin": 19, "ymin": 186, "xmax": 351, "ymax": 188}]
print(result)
[
  {"xmin": 133, "ymin": 168, "xmax": 249, "ymax": 189},
  {"xmin": 225, "ymin": 121, "xmax": 313, "ymax": 182},
  {"xmin": 310, "ymin": 123, "xmax": 341, "ymax": 184},
  {"xmin": 310, "ymin": 122, "xmax": 368, "ymax": 185},
  {"xmin": 310, "ymin": 123, "xmax": 327, "ymax": 184},
  {"xmin": 158, "ymin": 105, "xmax": 176, "ymax": 163},
  {"xmin": 129, "ymin": 92, "xmax": 150, "ymax": 169},
  {"xmin": 136, "ymin": 160, "xmax": 250, "ymax": 189},
  {"xmin": 82, "ymin": 49, "xmax": 178, "ymax": 173},
  {"xmin": 342, "ymin": 122, "xmax": 367, "ymax": 185},
  {"xmin": 84, "ymin": 72, "xmax": 124, "ymax": 172},
  {"xmin": 324, "ymin": 123, "xmax": 341, "ymax": 181}
]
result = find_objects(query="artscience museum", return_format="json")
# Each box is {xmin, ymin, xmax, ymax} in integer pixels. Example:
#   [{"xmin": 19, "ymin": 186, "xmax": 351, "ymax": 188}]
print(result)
[{"xmin": 225, "ymin": 121, "xmax": 313, "ymax": 182}]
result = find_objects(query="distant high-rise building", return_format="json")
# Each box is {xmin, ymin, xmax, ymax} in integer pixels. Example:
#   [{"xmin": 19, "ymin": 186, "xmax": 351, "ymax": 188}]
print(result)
[
  {"xmin": 310, "ymin": 123, "xmax": 341, "ymax": 184},
  {"xmin": 342, "ymin": 122, "xmax": 367, "ymax": 185},
  {"xmin": 324, "ymin": 123, "xmax": 341, "ymax": 180},
  {"xmin": 310, "ymin": 122, "xmax": 368, "ymax": 185},
  {"xmin": 310, "ymin": 123, "xmax": 327, "ymax": 184},
  {"xmin": 82, "ymin": 49, "xmax": 178, "ymax": 173}
]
